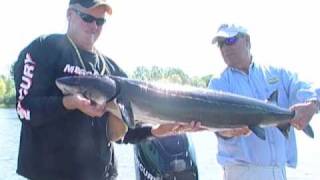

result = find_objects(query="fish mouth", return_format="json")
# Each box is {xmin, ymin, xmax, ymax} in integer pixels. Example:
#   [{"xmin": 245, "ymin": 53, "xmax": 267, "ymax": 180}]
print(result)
[
  {"xmin": 55, "ymin": 79, "xmax": 67, "ymax": 94},
  {"xmin": 55, "ymin": 78, "xmax": 80, "ymax": 95},
  {"xmin": 55, "ymin": 79, "xmax": 64, "ymax": 90}
]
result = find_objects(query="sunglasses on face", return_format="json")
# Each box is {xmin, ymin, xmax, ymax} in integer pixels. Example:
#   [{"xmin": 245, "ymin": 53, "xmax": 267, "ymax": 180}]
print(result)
[
  {"xmin": 218, "ymin": 33, "xmax": 244, "ymax": 48},
  {"xmin": 71, "ymin": 8, "xmax": 106, "ymax": 26}
]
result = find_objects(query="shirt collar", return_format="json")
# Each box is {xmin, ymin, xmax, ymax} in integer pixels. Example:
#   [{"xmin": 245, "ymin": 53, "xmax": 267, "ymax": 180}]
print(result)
[{"xmin": 228, "ymin": 61, "xmax": 255, "ymax": 75}]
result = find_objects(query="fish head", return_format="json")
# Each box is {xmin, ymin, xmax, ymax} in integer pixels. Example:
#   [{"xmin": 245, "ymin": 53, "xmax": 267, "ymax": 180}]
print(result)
[{"xmin": 55, "ymin": 75, "xmax": 118, "ymax": 105}]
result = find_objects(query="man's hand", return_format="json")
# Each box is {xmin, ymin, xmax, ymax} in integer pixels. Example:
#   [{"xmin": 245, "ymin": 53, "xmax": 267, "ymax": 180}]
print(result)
[
  {"xmin": 217, "ymin": 127, "xmax": 251, "ymax": 138},
  {"xmin": 151, "ymin": 121, "xmax": 206, "ymax": 138},
  {"xmin": 290, "ymin": 101, "xmax": 318, "ymax": 130},
  {"xmin": 63, "ymin": 94, "xmax": 106, "ymax": 117}
]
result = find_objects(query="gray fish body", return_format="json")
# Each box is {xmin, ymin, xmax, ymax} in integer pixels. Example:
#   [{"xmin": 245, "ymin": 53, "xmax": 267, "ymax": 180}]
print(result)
[
  {"xmin": 112, "ymin": 76, "xmax": 294, "ymax": 129},
  {"xmin": 56, "ymin": 75, "xmax": 314, "ymax": 140}
]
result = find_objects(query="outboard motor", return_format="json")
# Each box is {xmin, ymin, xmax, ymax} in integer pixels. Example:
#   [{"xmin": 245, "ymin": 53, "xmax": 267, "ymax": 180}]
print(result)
[{"xmin": 133, "ymin": 134, "xmax": 198, "ymax": 180}]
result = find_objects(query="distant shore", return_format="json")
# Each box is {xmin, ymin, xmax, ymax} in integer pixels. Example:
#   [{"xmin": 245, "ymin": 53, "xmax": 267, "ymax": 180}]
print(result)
[{"xmin": 0, "ymin": 105, "xmax": 15, "ymax": 108}]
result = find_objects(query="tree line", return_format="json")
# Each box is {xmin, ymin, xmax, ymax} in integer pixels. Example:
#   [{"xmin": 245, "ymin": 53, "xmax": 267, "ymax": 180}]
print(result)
[
  {"xmin": 131, "ymin": 66, "xmax": 212, "ymax": 87},
  {"xmin": 0, "ymin": 75, "xmax": 15, "ymax": 108},
  {"xmin": 0, "ymin": 66, "xmax": 213, "ymax": 108}
]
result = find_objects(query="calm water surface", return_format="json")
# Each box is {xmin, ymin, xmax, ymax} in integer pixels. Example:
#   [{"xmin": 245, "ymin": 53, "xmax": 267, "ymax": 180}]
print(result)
[{"xmin": 1, "ymin": 109, "xmax": 319, "ymax": 179}]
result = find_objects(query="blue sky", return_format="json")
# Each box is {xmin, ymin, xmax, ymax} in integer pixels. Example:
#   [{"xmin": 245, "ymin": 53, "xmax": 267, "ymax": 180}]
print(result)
[{"xmin": 1, "ymin": 0, "xmax": 319, "ymax": 83}]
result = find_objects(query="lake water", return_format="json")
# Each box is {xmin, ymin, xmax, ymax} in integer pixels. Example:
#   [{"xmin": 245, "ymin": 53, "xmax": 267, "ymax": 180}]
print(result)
[{"xmin": 0, "ymin": 108, "xmax": 319, "ymax": 180}]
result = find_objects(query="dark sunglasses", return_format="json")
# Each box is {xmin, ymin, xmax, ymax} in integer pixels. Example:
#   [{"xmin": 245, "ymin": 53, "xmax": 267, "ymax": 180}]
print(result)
[
  {"xmin": 71, "ymin": 8, "xmax": 106, "ymax": 26},
  {"xmin": 218, "ymin": 33, "xmax": 244, "ymax": 48}
]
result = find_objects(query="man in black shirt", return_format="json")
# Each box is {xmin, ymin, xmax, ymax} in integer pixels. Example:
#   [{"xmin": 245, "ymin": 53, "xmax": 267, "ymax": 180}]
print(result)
[{"xmin": 13, "ymin": 0, "xmax": 201, "ymax": 179}]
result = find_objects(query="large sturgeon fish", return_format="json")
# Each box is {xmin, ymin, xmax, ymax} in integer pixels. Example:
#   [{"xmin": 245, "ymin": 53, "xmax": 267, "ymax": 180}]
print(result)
[{"xmin": 55, "ymin": 75, "xmax": 314, "ymax": 140}]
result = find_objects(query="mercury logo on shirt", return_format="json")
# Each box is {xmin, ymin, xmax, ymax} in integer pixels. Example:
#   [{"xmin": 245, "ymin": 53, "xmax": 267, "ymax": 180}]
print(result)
[
  {"xmin": 17, "ymin": 53, "xmax": 36, "ymax": 120},
  {"xmin": 63, "ymin": 64, "xmax": 99, "ymax": 76}
]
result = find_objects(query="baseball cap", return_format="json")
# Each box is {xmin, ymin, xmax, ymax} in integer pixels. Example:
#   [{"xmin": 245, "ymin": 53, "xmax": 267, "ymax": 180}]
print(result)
[
  {"xmin": 69, "ymin": 0, "xmax": 112, "ymax": 15},
  {"xmin": 212, "ymin": 24, "xmax": 248, "ymax": 44}
]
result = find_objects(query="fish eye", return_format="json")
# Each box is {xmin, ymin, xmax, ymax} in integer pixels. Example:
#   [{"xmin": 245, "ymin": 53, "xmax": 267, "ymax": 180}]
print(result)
[
  {"xmin": 90, "ymin": 100, "xmax": 97, "ymax": 106},
  {"xmin": 83, "ymin": 90, "xmax": 90, "ymax": 99}
]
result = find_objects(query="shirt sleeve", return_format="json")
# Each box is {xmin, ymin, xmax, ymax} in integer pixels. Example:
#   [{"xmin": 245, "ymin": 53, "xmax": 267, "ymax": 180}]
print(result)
[
  {"xmin": 279, "ymin": 68, "xmax": 318, "ymax": 105},
  {"xmin": 120, "ymin": 126, "xmax": 153, "ymax": 144},
  {"xmin": 13, "ymin": 36, "xmax": 70, "ymax": 127},
  {"xmin": 316, "ymin": 88, "xmax": 320, "ymax": 111},
  {"xmin": 275, "ymin": 67, "xmax": 317, "ymax": 167}
]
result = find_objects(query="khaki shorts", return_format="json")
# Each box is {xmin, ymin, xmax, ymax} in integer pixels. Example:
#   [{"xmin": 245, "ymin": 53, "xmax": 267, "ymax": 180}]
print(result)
[{"xmin": 223, "ymin": 164, "xmax": 287, "ymax": 180}]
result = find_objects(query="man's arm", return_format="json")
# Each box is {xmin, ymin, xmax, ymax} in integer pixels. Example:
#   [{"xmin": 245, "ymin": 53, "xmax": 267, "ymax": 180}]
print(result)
[
  {"xmin": 290, "ymin": 100, "xmax": 319, "ymax": 130},
  {"xmin": 14, "ymin": 36, "xmax": 70, "ymax": 127},
  {"xmin": 120, "ymin": 121, "xmax": 202, "ymax": 144},
  {"xmin": 279, "ymin": 68, "xmax": 319, "ymax": 130}
]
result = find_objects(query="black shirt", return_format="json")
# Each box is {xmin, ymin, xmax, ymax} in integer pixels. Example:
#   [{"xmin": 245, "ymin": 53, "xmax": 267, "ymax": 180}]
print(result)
[{"xmin": 13, "ymin": 34, "xmax": 152, "ymax": 180}]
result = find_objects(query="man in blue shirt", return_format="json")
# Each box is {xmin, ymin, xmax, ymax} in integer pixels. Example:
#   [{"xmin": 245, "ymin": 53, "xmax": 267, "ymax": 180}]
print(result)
[{"xmin": 208, "ymin": 24, "xmax": 319, "ymax": 180}]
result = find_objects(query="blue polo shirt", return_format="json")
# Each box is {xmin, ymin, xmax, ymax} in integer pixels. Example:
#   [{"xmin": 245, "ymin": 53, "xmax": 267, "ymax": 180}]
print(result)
[{"xmin": 208, "ymin": 62, "xmax": 318, "ymax": 168}]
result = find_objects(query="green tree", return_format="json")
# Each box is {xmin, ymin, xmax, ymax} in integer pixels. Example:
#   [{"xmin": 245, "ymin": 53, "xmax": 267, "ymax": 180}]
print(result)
[
  {"xmin": 0, "ymin": 75, "xmax": 16, "ymax": 107},
  {"xmin": 190, "ymin": 74, "xmax": 213, "ymax": 88},
  {"xmin": 0, "ymin": 78, "xmax": 6, "ymax": 97},
  {"xmin": 150, "ymin": 66, "xmax": 163, "ymax": 81},
  {"xmin": 164, "ymin": 68, "xmax": 190, "ymax": 85},
  {"xmin": 131, "ymin": 66, "xmax": 213, "ymax": 88},
  {"xmin": 164, "ymin": 74, "xmax": 183, "ymax": 84},
  {"xmin": 132, "ymin": 66, "xmax": 150, "ymax": 80}
]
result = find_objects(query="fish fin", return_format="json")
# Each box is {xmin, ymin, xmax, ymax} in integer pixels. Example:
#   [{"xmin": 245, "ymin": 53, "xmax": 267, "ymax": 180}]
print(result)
[
  {"xmin": 277, "ymin": 123, "xmax": 291, "ymax": 139},
  {"xmin": 117, "ymin": 98, "xmax": 135, "ymax": 127},
  {"xmin": 267, "ymin": 90, "xmax": 278, "ymax": 105},
  {"xmin": 303, "ymin": 124, "xmax": 314, "ymax": 139},
  {"xmin": 249, "ymin": 126, "xmax": 266, "ymax": 140}
]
